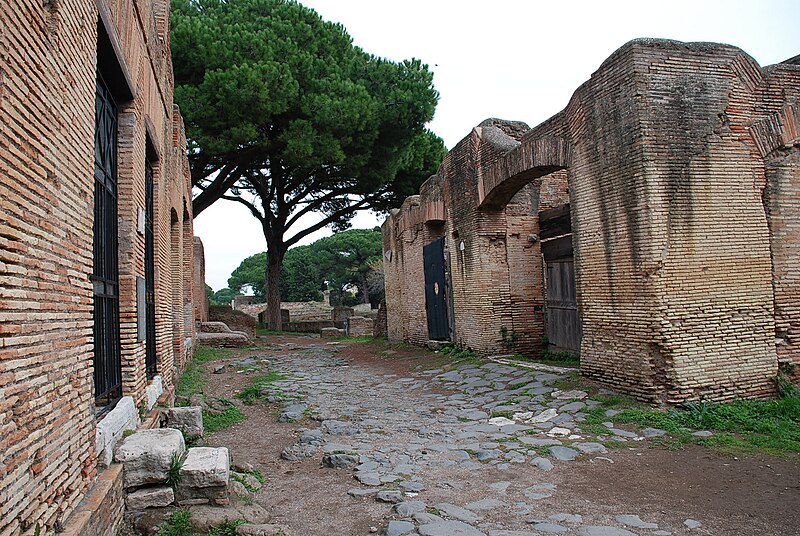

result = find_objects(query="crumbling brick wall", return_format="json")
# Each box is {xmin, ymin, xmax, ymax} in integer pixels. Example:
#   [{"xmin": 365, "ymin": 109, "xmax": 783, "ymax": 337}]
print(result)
[
  {"xmin": 383, "ymin": 39, "xmax": 800, "ymax": 403},
  {"xmin": 0, "ymin": 0, "xmax": 194, "ymax": 533}
]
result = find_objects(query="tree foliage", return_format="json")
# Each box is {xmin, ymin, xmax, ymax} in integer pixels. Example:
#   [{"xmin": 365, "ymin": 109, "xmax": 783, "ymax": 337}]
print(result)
[
  {"xmin": 227, "ymin": 228, "xmax": 383, "ymax": 305},
  {"xmin": 171, "ymin": 0, "xmax": 444, "ymax": 327}
]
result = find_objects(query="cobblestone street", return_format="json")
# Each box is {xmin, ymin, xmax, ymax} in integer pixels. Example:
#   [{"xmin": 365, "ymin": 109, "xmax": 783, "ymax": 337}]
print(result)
[{"xmin": 204, "ymin": 336, "xmax": 800, "ymax": 536}]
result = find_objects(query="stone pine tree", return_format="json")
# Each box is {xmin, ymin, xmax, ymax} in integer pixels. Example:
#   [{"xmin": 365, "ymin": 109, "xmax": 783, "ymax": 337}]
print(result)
[{"xmin": 171, "ymin": 0, "xmax": 445, "ymax": 328}]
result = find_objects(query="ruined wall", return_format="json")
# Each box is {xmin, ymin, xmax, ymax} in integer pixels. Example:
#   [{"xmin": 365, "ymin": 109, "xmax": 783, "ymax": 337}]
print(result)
[
  {"xmin": 753, "ymin": 64, "xmax": 800, "ymax": 378},
  {"xmin": 384, "ymin": 39, "xmax": 799, "ymax": 402},
  {"xmin": 194, "ymin": 237, "xmax": 209, "ymax": 323},
  {"xmin": 0, "ymin": 0, "xmax": 193, "ymax": 532}
]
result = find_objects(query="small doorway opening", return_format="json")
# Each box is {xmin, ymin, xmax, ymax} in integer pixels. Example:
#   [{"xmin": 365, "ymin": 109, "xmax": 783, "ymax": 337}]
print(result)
[{"xmin": 540, "ymin": 204, "xmax": 581, "ymax": 354}]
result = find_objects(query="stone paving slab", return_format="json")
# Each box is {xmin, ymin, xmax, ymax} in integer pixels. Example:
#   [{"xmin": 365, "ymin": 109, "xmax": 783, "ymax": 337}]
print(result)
[{"xmin": 245, "ymin": 346, "xmax": 712, "ymax": 536}]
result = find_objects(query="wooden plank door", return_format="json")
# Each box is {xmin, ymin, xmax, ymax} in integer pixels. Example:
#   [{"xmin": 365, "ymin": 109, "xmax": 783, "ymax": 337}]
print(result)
[{"xmin": 545, "ymin": 259, "xmax": 581, "ymax": 353}]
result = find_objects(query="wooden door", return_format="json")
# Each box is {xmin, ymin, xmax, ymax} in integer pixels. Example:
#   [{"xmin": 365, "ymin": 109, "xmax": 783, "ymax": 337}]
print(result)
[{"xmin": 423, "ymin": 237, "xmax": 450, "ymax": 341}]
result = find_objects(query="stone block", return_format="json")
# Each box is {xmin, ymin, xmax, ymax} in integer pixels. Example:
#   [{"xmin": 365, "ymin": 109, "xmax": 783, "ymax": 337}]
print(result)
[
  {"xmin": 180, "ymin": 447, "xmax": 230, "ymax": 488},
  {"xmin": 347, "ymin": 316, "xmax": 374, "ymax": 337},
  {"xmin": 114, "ymin": 429, "xmax": 186, "ymax": 488},
  {"xmin": 126, "ymin": 485, "xmax": 175, "ymax": 510},
  {"xmin": 165, "ymin": 406, "xmax": 204, "ymax": 438},
  {"xmin": 198, "ymin": 331, "xmax": 250, "ymax": 348},
  {"xmin": 145, "ymin": 376, "xmax": 164, "ymax": 411},
  {"xmin": 320, "ymin": 327, "xmax": 345, "ymax": 338},
  {"xmin": 96, "ymin": 396, "xmax": 139, "ymax": 468}
]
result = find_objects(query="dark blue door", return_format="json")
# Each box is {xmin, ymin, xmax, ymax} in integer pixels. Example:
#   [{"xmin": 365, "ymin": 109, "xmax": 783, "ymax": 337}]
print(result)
[{"xmin": 423, "ymin": 237, "xmax": 449, "ymax": 341}]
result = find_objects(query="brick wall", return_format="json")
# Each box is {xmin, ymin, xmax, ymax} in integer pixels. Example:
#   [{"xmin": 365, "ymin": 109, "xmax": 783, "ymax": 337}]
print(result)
[
  {"xmin": 383, "ymin": 39, "xmax": 799, "ymax": 402},
  {"xmin": 0, "ymin": 0, "xmax": 194, "ymax": 533}
]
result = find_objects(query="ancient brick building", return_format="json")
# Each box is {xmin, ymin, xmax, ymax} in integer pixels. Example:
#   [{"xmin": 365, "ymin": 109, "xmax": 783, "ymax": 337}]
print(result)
[
  {"xmin": 0, "ymin": 1, "xmax": 194, "ymax": 533},
  {"xmin": 383, "ymin": 39, "xmax": 800, "ymax": 404}
]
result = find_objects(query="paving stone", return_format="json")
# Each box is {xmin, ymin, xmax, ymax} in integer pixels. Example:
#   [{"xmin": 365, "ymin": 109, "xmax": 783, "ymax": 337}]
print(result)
[
  {"xmin": 616, "ymin": 514, "xmax": 658, "ymax": 529},
  {"xmin": 608, "ymin": 428, "xmax": 638, "ymax": 438},
  {"xmin": 549, "ymin": 446, "xmax": 579, "ymax": 461},
  {"xmin": 684, "ymin": 519, "xmax": 702, "ymax": 528},
  {"xmin": 386, "ymin": 520, "xmax": 415, "ymax": 536},
  {"xmin": 414, "ymin": 512, "xmax": 444, "ymax": 524},
  {"xmin": 573, "ymin": 442, "xmax": 607, "ymax": 454},
  {"xmin": 518, "ymin": 437, "xmax": 562, "ymax": 447},
  {"xmin": 488, "ymin": 481, "xmax": 511, "ymax": 493},
  {"xmin": 548, "ymin": 513, "xmax": 582, "ymax": 524},
  {"xmin": 418, "ymin": 520, "xmax": 486, "ymax": 536},
  {"xmin": 488, "ymin": 531, "xmax": 539, "ymax": 536},
  {"xmin": 531, "ymin": 523, "xmax": 568, "ymax": 533},
  {"xmin": 395, "ymin": 500, "xmax": 427, "ymax": 517},
  {"xmin": 376, "ymin": 490, "xmax": 404, "ymax": 503},
  {"xmin": 476, "ymin": 449, "xmax": 502, "ymax": 461},
  {"xmin": 641, "ymin": 428, "xmax": 667, "ymax": 438},
  {"xmin": 355, "ymin": 471, "xmax": 381, "ymax": 486},
  {"xmin": 348, "ymin": 488, "xmax": 379, "ymax": 498},
  {"xmin": 279, "ymin": 403, "xmax": 307, "ymax": 422},
  {"xmin": 434, "ymin": 503, "xmax": 481, "ymax": 523},
  {"xmin": 530, "ymin": 457, "xmax": 554, "ymax": 471},
  {"xmin": 575, "ymin": 527, "xmax": 638, "ymax": 536},
  {"xmin": 399, "ymin": 481, "xmax": 426, "ymax": 492},
  {"xmin": 559, "ymin": 401, "xmax": 586, "ymax": 413},
  {"xmin": 322, "ymin": 453, "xmax": 358, "ymax": 469},
  {"xmin": 523, "ymin": 483, "xmax": 555, "ymax": 500},
  {"xmin": 691, "ymin": 431, "xmax": 713, "ymax": 437}
]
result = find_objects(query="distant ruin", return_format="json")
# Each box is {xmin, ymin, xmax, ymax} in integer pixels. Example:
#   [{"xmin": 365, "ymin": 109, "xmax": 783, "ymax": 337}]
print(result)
[{"xmin": 383, "ymin": 39, "xmax": 800, "ymax": 404}]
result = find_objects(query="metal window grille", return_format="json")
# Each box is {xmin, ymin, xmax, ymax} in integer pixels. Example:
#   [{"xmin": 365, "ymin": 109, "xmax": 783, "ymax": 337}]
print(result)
[
  {"xmin": 145, "ymin": 159, "xmax": 157, "ymax": 376},
  {"xmin": 93, "ymin": 73, "xmax": 122, "ymax": 410}
]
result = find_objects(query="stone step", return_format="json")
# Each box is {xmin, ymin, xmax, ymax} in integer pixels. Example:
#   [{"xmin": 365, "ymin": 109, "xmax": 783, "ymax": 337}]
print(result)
[{"xmin": 114, "ymin": 428, "xmax": 185, "ymax": 489}]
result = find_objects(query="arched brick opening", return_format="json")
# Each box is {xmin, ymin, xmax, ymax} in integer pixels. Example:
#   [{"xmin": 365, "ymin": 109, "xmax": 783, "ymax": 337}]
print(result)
[
  {"xmin": 752, "ymin": 103, "xmax": 800, "ymax": 379},
  {"xmin": 475, "ymin": 135, "xmax": 573, "ymax": 357}
]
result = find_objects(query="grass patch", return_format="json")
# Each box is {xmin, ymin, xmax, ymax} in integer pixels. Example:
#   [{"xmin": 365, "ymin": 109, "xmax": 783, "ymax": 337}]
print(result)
[
  {"xmin": 551, "ymin": 371, "xmax": 581, "ymax": 391},
  {"xmin": 490, "ymin": 409, "xmax": 515, "ymax": 418},
  {"xmin": 203, "ymin": 399, "xmax": 246, "ymax": 434},
  {"xmin": 256, "ymin": 326, "xmax": 310, "ymax": 336},
  {"xmin": 536, "ymin": 350, "xmax": 580, "ymax": 367},
  {"xmin": 207, "ymin": 520, "xmax": 246, "ymax": 536},
  {"xmin": 156, "ymin": 510, "xmax": 191, "ymax": 536},
  {"xmin": 236, "ymin": 371, "xmax": 286, "ymax": 405},
  {"xmin": 582, "ymin": 392, "xmax": 800, "ymax": 454},
  {"xmin": 166, "ymin": 452, "xmax": 184, "ymax": 490},
  {"xmin": 331, "ymin": 335, "xmax": 374, "ymax": 343},
  {"xmin": 177, "ymin": 346, "xmax": 232, "ymax": 402}
]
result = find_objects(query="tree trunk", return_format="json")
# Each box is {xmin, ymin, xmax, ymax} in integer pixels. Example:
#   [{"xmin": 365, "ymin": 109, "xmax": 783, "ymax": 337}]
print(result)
[
  {"xmin": 359, "ymin": 273, "xmax": 370, "ymax": 305},
  {"xmin": 264, "ymin": 249, "xmax": 285, "ymax": 330}
]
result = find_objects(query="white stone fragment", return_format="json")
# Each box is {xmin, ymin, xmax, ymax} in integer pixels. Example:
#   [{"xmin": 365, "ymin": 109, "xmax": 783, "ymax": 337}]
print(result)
[
  {"xmin": 96, "ymin": 397, "xmax": 139, "ymax": 468},
  {"xmin": 126, "ymin": 485, "xmax": 175, "ymax": 510},
  {"xmin": 181, "ymin": 447, "xmax": 230, "ymax": 488},
  {"xmin": 145, "ymin": 376, "xmax": 163, "ymax": 411},
  {"xmin": 488, "ymin": 416, "xmax": 516, "ymax": 427},
  {"xmin": 115, "ymin": 428, "xmax": 186, "ymax": 488}
]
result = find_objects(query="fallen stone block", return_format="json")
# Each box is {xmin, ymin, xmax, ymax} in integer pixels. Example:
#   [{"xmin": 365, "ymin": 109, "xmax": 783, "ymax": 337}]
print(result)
[
  {"xmin": 165, "ymin": 406, "xmax": 204, "ymax": 439},
  {"xmin": 320, "ymin": 327, "xmax": 345, "ymax": 338},
  {"xmin": 198, "ymin": 332, "xmax": 250, "ymax": 348},
  {"xmin": 181, "ymin": 447, "xmax": 230, "ymax": 488},
  {"xmin": 126, "ymin": 485, "xmax": 175, "ymax": 510},
  {"xmin": 114, "ymin": 428, "xmax": 185, "ymax": 489}
]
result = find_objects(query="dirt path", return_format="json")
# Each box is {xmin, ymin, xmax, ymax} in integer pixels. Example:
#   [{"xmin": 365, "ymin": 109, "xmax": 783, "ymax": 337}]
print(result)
[{"xmin": 202, "ymin": 335, "xmax": 800, "ymax": 536}]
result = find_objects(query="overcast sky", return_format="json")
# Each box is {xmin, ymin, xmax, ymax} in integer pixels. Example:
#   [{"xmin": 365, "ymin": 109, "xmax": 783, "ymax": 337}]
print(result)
[{"xmin": 195, "ymin": 0, "xmax": 800, "ymax": 291}]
